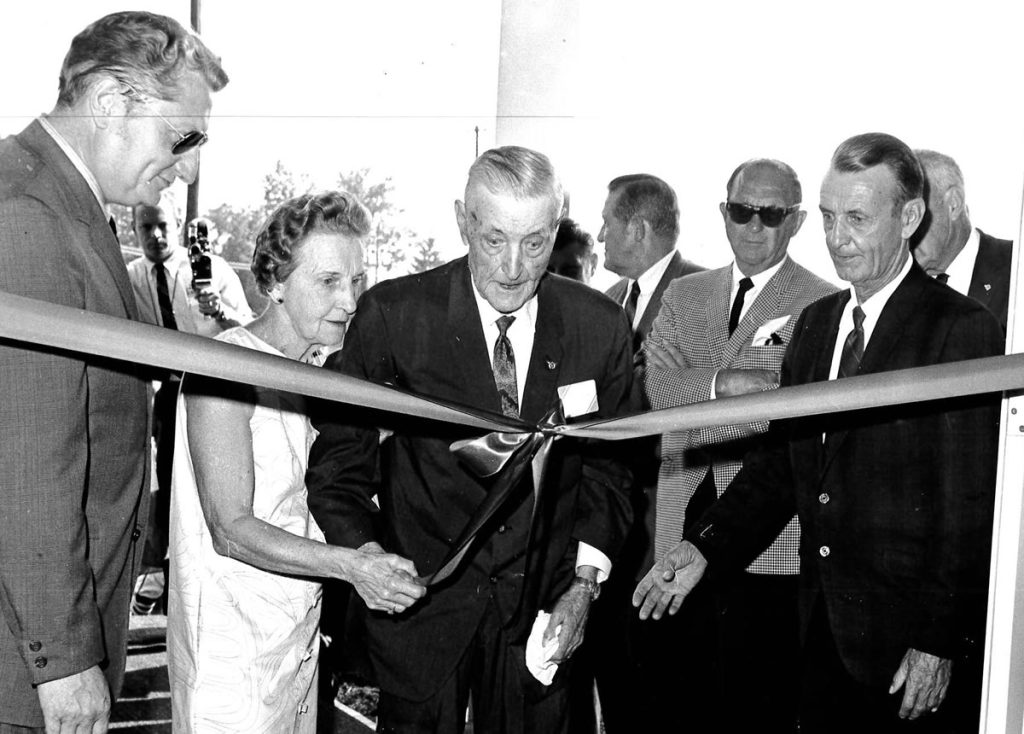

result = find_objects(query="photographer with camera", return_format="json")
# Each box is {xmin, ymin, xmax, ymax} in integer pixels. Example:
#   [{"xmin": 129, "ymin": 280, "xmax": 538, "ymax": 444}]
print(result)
[{"xmin": 126, "ymin": 191, "xmax": 253, "ymax": 613}]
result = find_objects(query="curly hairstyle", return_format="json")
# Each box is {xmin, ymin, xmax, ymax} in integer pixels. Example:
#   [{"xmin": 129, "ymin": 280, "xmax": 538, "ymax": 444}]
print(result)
[
  {"xmin": 57, "ymin": 11, "xmax": 228, "ymax": 108},
  {"xmin": 251, "ymin": 191, "xmax": 372, "ymax": 295}
]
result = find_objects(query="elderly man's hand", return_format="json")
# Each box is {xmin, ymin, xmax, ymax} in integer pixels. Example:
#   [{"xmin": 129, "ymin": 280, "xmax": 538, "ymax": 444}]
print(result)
[
  {"xmin": 350, "ymin": 541, "xmax": 427, "ymax": 615},
  {"xmin": 632, "ymin": 541, "xmax": 708, "ymax": 620},
  {"xmin": 37, "ymin": 665, "xmax": 111, "ymax": 734},
  {"xmin": 713, "ymin": 368, "xmax": 779, "ymax": 397},
  {"xmin": 545, "ymin": 579, "xmax": 594, "ymax": 664},
  {"xmin": 195, "ymin": 287, "xmax": 223, "ymax": 317},
  {"xmin": 889, "ymin": 647, "xmax": 953, "ymax": 719}
]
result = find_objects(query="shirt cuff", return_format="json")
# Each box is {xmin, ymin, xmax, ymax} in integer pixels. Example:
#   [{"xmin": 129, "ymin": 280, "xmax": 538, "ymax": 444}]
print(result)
[
  {"xmin": 576, "ymin": 542, "xmax": 611, "ymax": 583},
  {"xmin": 710, "ymin": 369, "xmax": 720, "ymax": 400}
]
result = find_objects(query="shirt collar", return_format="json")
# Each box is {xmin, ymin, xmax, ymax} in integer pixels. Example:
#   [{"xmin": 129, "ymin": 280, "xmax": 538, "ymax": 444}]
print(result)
[
  {"xmin": 146, "ymin": 245, "xmax": 188, "ymax": 273},
  {"xmin": 633, "ymin": 250, "xmax": 678, "ymax": 295},
  {"xmin": 732, "ymin": 255, "xmax": 788, "ymax": 291},
  {"xmin": 847, "ymin": 251, "xmax": 913, "ymax": 319},
  {"xmin": 944, "ymin": 227, "xmax": 980, "ymax": 291},
  {"xmin": 37, "ymin": 115, "xmax": 107, "ymax": 212}
]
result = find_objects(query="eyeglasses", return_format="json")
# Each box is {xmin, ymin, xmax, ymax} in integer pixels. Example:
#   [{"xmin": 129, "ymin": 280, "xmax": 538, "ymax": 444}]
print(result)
[
  {"xmin": 725, "ymin": 202, "xmax": 800, "ymax": 228},
  {"xmin": 120, "ymin": 84, "xmax": 208, "ymax": 155}
]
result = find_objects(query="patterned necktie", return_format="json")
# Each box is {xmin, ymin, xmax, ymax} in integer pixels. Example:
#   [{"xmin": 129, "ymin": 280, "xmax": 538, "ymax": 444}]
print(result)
[
  {"xmin": 493, "ymin": 315, "xmax": 518, "ymax": 418},
  {"xmin": 728, "ymin": 277, "xmax": 754, "ymax": 335},
  {"xmin": 837, "ymin": 305, "xmax": 866, "ymax": 378},
  {"xmin": 154, "ymin": 263, "xmax": 179, "ymax": 330},
  {"xmin": 935, "ymin": 273, "xmax": 950, "ymax": 284}
]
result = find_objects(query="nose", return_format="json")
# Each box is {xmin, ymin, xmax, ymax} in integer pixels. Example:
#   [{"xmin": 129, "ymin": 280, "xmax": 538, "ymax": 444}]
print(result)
[
  {"xmin": 501, "ymin": 244, "xmax": 524, "ymax": 279},
  {"xmin": 748, "ymin": 213, "xmax": 764, "ymax": 233},
  {"xmin": 337, "ymin": 283, "xmax": 358, "ymax": 317},
  {"xmin": 173, "ymin": 148, "xmax": 201, "ymax": 185},
  {"xmin": 826, "ymin": 217, "xmax": 849, "ymax": 249},
  {"xmin": 597, "ymin": 224, "xmax": 606, "ymax": 243}
]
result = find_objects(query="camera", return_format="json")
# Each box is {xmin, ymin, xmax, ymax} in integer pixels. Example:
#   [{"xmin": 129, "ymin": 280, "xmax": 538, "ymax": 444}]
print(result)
[{"xmin": 188, "ymin": 220, "xmax": 213, "ymax": 291}]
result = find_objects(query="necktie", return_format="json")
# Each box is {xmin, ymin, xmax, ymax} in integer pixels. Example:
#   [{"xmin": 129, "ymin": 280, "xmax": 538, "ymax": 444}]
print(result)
[
  {"xmin": 837, "ymin": 305, "xmax": 865, "ymax": 379},
  {"xmin": 493, "ymin": 315, "xmax": 518, "ymax": 418},
  {"xmin": 108, "ymin": 216, "xmax": 118, "ymax": 242},
  {"xmin": 728, "ymin": 277, "xmax": 754, "ymax": 335},
  {"xmin": 154, "ymin": 263, "xmax": 179, "ymax": 330},
  {"xmin": 935, "ymin": 273, "xmax": 950, "ymax": 284},
  {"xmin": 624, "ymin": 280, "xmax": 641, "ymax": 329}
]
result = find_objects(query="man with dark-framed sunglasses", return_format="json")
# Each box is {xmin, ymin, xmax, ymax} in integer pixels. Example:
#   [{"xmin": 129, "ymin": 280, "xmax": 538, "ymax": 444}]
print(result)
[
  {"xmin": 634, "ymin": 159, "xmax": 837, "ymax": 733},
  {"xmin": 0, "ymin": 11, "xmax": 227, "ymax": 732}
]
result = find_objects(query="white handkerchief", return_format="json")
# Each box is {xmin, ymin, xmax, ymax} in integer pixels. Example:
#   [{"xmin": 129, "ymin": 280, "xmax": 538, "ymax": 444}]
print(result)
[
  {"xmin": 750, "ymin": 315, "xmax": 791, "ymax": 346},
  {"xmin": 557, "ymin": 379, "xmax": 598, "ymax": 418},
  {"xmin": 525, "ymin": 611, "xmax": 561, "ymax": 685}
]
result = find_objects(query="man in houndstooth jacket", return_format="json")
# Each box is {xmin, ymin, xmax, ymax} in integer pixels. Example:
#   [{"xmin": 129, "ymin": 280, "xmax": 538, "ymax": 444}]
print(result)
[{"xmin": 639, "ymin": 159, "xmax": 837, "ymax": 733}]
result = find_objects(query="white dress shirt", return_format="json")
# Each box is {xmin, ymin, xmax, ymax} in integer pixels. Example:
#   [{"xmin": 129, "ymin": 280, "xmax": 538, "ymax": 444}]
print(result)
[
  {"xmin": 470, "ymin": 278, "xmax": 611, "ymax": 582},
  {"xmin": 941, "ymin": 228, "xmax": 981, "ymax": 296}
]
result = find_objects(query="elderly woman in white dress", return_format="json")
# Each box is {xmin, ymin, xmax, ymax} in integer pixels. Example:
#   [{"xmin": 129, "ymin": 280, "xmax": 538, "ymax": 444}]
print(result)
[{"xmin": 167, "ymin": 191, "xmax": 426, "ymax": 733}]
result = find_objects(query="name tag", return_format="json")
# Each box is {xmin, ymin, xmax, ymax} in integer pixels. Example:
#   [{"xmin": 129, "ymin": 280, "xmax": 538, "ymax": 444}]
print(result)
[{"xmin": 558, "ymin": 379, "xmax": 599, "ymax": 418}]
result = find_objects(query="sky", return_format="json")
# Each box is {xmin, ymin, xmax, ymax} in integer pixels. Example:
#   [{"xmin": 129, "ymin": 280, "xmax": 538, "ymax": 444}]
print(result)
[{"xmin": 1, "ymin": 0, "xmax": 1022, "ymax": 293}]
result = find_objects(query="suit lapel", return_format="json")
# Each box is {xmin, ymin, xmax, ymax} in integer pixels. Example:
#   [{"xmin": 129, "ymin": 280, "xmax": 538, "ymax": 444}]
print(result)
[
  {"xmin": 21, "ymin": 121, "xmax": 140, "ymax": 320},
  {"xmin": 446, "ymin": 261, "xmax": 505, "ymax": 417},
  {"xmin": 521, "ymin": 279, "xmax": 564, "ymax": 423},
  {"xmin": 967, "ymin": 234, "xmax": 995, "ymax": 308},
  {"xmin": 721, "ymin": 259, "xmax": 794, "ymax": 365},
  {"xmin": 706, "ymin": 267, "xmax": 732, "ymax": 366}
]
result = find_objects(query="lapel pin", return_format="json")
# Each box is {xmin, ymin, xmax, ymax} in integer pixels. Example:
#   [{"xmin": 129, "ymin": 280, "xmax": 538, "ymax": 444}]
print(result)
[
  {"xmin": 546, "ymin": 359, "xmax": 557, "ymax": 371},
  {"xmin": 984, "ymin": 284, "xmax": 992, "ymax": 292}
]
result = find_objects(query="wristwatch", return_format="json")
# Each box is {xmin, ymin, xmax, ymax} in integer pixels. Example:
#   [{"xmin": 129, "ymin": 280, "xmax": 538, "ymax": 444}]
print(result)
[{"xmin": 571, "ymin": 576, "xmax": 601, "ymax": 601}]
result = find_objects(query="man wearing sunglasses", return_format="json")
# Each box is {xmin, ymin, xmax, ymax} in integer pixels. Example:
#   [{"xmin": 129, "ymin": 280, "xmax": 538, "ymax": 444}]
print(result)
[
  {"xmin": 0, "ymin": 12, "xmax": 227, "ymax": 733},
  {"xmin": 633, "ymin": 159, "xmax": 836, "ymax": 733},
  {"xmin": 636, "ymin": 134, "xmax": 1002, "ymax": 733}
]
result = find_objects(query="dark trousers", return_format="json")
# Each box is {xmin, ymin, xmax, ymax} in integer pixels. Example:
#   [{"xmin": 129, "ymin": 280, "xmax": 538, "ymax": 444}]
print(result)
[
  {"xmin": 377, "ymin": 598, "xmax": 570, "ymax": 734},
  {"xmin": 142, "ymin": 377, "xmax": 178, "ymax": 570},
  {"xmin": 799, "ymin": 598, "xmax": 980, "ymax": 733}
]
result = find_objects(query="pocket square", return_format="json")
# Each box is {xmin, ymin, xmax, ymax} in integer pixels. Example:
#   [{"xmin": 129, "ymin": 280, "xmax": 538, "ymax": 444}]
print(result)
[
  {"xmin": 751, "ymin": 315, "xmax": 791, "ymax": 346},
  {"xmin": 558, "ymin": 379, "xmax": 598, "ymax": 418}
]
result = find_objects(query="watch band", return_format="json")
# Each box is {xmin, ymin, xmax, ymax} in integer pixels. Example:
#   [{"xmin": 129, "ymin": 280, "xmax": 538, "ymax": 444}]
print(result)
[{"xmin": 571, "ymin": 576, "xmax": 600, "ymax": 601}]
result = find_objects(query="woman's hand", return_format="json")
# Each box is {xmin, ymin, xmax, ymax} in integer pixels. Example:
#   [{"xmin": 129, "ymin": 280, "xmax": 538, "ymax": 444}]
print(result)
[{"xmin": 346, "ymin": 541, "xmax": 427, "ymax": 614}]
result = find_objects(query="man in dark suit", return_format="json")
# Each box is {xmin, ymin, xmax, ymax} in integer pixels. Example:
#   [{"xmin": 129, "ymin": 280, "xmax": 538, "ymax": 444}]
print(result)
[
  {"xmin": 634, "ymin": 133, "xmax": 1002, "ymax": 733},
  {"xmin": 911, "ymin": 148, "xmax": 1013, "ymax": 333},
  {"xmin": 0, "ymin": 12, "xmax": 227, "ymax": 732},
  {"xmin": 639, "ymin": 159, "xmax": 838, "ymax": 733},
  {"xmin": 568, "ymin": 173, "xmax": 704, "ymax": 733},
  {"xmin": 600, "ymin": 174, "xmax": 705, "ymax": 363},
  {"xmin": 307, "ymin": 146, "xmax": 636, "ymax": 734}
]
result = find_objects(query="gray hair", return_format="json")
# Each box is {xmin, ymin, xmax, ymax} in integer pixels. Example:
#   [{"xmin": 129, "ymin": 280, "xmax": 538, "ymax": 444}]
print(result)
[
  {"xmin": 466, "ymin": 146, "xmax": 564, "ymax": 216},
  {"xmin": 607, "ymin": 173, "xmax": 680, "ymax": 245},
  {"xmin": 914, "ymin": 149, "xmax": 966, "ymax": 200},
  {"xmin": 831, "ymin": 133, "xmax": 924, "ymax": 210},
  {"xmin": 57, "ymin": 11, "xmax": 228, "ymax": 108}
]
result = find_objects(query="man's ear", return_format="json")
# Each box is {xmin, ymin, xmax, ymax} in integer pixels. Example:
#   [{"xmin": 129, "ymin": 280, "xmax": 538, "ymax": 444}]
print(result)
[
  {"xmin": 901, "ymin": 197, "xmax": 926, "ymax": 240},
  {"xmin": 629, "ymin": 216, "xmax": 647, "ymax": 244},
  {"xmin": 88, "ymin": 75, "xmax": 126, "ymax": 130},
  {"xmin": 454, "ymin": 200, "xmax": 471, "ymax": 248},
  {"xmin": 789, "ymin": 209, "xmax": 808, "ymax": 238},
  {"xmin": 946, "ymin": 185, "xmax": 967, "ymax": 221}
]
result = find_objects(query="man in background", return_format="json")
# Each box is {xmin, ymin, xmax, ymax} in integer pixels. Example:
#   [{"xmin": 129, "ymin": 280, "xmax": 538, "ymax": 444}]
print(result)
[
  {"xmin": 911, "ymin": 148, "xmax": 1012, "ymax": 333},
  {"xmin": 547, "ymin": 217, "xmax": 598, "ymax": 284},
  {"xmin": 127, "ymin": 191, "xmax": 252, "ymax": 613},
  {"xmin": 640, "ymin": 159, "xmax": 837, "ymax": 732},
  {"xmin": 0, "ymin": 11, "xmax": 227, "ymax": 731}
]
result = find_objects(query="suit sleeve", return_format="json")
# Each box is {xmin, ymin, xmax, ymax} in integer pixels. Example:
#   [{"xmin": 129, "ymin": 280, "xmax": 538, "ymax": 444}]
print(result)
[
  {"xmin": 306, "ymin": 293, "xmax": 390, "ymax": 548},
  {"xmin": 0, "ymin": 196, "xmax": 105, "ymax": 684},
  {"xmin": 643, "ymin": 284, "xmax": 718, "ymax": 410},
  {"xmin": 908, "ymin": 306, "xmax": 1002, "ymax": 657},
  {"xmin": 570, "ymin": 308, "xmax": 638, "ymax": 567},
  {"xmin": 213, "ymin": 256, "xmax": 253, "ymax": 323}
]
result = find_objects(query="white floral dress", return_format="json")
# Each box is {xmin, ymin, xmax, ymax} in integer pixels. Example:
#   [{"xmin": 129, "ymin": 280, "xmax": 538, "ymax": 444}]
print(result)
[{"xmin": 168, "ymin": 327, "xmax": 324, "ymax": 733}]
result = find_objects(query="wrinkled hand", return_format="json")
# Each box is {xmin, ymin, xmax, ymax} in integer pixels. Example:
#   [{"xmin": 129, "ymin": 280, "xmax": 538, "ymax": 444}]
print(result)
[
  {"xmin": 889, "ymin": 648, "xmax": 953, "ymax": 719},
  {"xmin": 645, "ymin": 342, "xmax": 687, "ymax": 371},
  {"xmin": 632, "ymin": 541, "xmax": 708, "ymax": 620},
  {"xmin": 37, "ymin": 665, "xmax": 110, "ymax": 734},
  {"xmin": 350, "ymin": 541, "xmax": 427, "ymax": 614},
  {"xmin": 713, "ymin": 368, "xmax": 779, "ymax": 398},
  {"xmin": 195, "ymin": 287, "xmax": 222, "ymax": 317},
  {"xmin": 545, "ymin": 582, "xmax": 592, "ymax": 663}
]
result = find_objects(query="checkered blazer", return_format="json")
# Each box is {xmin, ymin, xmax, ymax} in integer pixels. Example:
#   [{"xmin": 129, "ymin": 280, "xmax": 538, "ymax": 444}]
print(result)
[{"xmin": 644, "ymin": 257, "xmax": 837, "ymax": 573}]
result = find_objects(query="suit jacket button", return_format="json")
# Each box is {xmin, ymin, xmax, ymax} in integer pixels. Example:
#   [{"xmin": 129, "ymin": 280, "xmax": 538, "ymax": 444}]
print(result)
[
  {"xmin": 131, "ymin": 526, "xmax": 142, "ymax": 541},
  {"xmin": 34, "ymin": 656, "xmax": 47, "ymax": 668},
  {"xmin": 818, "ymin": 492, "xmax": 830, "ymax": 504},
  {"xmin": 489, "ymin": 575, "xmax": 498, "ymax": 584},
  {"xmin": 28, "ymin": 641, "xmax": 41, "ymax": 652},
  {"xmin": 819, "ymin": 545, "xmax": 831, "ymax": 558},
  {"xmin": 498, "ymin": 525, "xmax": 507, "ymax": 534}
]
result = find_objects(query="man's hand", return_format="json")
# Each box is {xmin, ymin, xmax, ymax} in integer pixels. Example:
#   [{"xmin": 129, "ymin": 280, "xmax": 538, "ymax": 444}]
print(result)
[
  {"xmin": 37, "ymin": 665, "xmax": 110, "ymax": 734},
  {"xmin": 545, "ymin": 578, "xmax": 593, "ymax": 664},
  {"xmin": 713, "ymin": 368, "xmax": 779, "ymax": 398},
  {"xmin": 632, "ymin": 541, "xmax": 708, "ymax": 620},
  {"xmin": 889, "ymin": 648, "xmax": 953, "ymax": 719},
  {"xmin": 645, "ymin": 342, "xmax": 687, "ymax": 371},
  {"xmin": 195, "ymin": 287, "xmax": 223, "ymax": 318}
]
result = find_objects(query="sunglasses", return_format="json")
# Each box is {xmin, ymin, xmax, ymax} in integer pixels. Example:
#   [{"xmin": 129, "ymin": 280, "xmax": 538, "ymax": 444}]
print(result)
[
  {"xmin": 120, "ymin": 84, "xmax": 208, "ymax": 155},
  {"xmin": 725, "ymin": 202, "xmax": 799, "ymax": 228}
]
